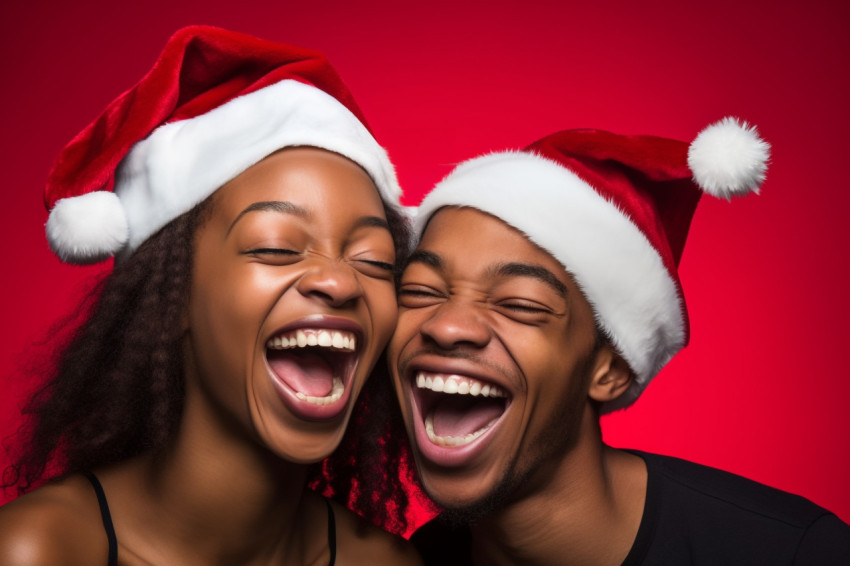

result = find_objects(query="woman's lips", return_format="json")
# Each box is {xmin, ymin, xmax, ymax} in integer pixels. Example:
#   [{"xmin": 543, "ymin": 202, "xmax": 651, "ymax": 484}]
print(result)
[
  {"xmin": 267, "ymin": 328, "xmax": 356, "ymax": 399},
  {"xmin": 264, "ymin": 318, "xmax": 362, "ymax": 420}
]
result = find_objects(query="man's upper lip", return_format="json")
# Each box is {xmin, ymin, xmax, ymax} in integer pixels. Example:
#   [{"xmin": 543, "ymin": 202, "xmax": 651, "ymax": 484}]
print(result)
[
  {"xmin": 267, "ymin": 314, "xmax": 364, "ymax": 341},
  {"xmin": 405, "ymin": 353, "xmax": 512, "ymax": 392}
]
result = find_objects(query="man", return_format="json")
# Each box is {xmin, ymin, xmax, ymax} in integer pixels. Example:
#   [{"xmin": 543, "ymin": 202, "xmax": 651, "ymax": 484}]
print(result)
[{"xmin": 389, "ymin": 118, "xmax": 850, "ymax": 564}]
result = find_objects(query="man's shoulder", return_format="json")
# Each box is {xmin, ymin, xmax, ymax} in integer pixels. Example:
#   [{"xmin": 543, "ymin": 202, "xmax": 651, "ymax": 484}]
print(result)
[
  {"xmin": 628, "ymin": 450, "xmax": 850, "ymax": 565},
  {"xmin": 410, "ymin": 516, "xmax": 472, "ymax": 566},
  {"xmin": 410, "ymin": 453, "xmax": 850, "ymax": 565},
  {"xmin": 636, "ymin": 450, "xmax": 834, "ymax": 526}
]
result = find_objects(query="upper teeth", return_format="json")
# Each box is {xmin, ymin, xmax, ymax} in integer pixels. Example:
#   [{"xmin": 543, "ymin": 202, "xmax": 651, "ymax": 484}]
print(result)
[
  {"xmin": 415, "ymin": 372, "xmax": 507, "ymax": 398},
  {"xmin": 267, "ymin": 329, "xmax": 356, "ymax": 352}
]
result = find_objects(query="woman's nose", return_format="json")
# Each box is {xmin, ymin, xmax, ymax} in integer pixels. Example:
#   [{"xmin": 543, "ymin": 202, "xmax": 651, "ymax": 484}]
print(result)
[{"xmin": 295, "ymin": 260, "xmax": 363, "ymax": 308}]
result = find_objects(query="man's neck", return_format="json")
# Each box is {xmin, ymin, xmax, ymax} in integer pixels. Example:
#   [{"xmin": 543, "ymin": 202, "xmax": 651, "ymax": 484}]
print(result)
[{"xmin": 469, "ymin": 415, "xmax": 647, "ymax": 566}]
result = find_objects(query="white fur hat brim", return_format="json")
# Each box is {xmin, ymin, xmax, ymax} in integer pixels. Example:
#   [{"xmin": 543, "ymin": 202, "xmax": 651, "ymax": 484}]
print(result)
[
  {"xmin": 415, "ymin": 151, "xmax": 686, "ymax": 413},
  {"xmin": 46, "ymin": 79, "xmax": 401, "ymax": 262}
]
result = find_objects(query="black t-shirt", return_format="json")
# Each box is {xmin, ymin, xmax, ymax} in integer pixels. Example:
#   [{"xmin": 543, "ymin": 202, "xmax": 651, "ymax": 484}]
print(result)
[{"xmin": 411, "ymin": 451, "xmax": 850, "ymax": 565}]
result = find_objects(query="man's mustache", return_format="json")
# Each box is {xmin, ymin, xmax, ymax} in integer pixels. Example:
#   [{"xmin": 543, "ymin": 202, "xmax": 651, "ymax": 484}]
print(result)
[{"xmin": 396, "ymin": 347, "xmax": 511, "ymax": 380}]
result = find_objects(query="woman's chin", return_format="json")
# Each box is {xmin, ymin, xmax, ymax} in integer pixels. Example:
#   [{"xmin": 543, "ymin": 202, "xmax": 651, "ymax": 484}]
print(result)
[
  {"xmin": 273, "ymin": 438, "xmax": 345, "ymax": 465},
  {"xmin": 256, "ymin": 410, "xmax": 352, "ymax": 464}
]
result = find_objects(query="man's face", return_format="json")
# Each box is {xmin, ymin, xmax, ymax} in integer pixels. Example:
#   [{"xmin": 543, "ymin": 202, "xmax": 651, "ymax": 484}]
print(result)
[{"xmin": 388, "ymin": 207, "xmax": 606, "ymax": 516}]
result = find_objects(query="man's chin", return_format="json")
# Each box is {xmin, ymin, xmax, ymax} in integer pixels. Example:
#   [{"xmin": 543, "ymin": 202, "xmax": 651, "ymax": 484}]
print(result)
[{"xmin": 429, "ymin": 475, "xmax": 520, "ymax": 528}]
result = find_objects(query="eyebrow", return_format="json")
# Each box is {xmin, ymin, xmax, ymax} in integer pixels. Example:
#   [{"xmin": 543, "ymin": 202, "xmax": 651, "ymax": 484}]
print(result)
[
  {"xmin": 226, "ymin": 201, "xmax": 391, "ymax": 236},
  {"xmin": 404, "ymin": 250, "xmax": 568, "ymax": 298},
  {"xmin": 354, "ymin": 215, "xmax": 392, "ymax": 232},
  {"xmin": 227, "ymin": 201, "xmax": 309, "ymax": 236},
  {"xmin": 404, "ymin": 249, "xmax": 443, "ymax": 270},
  {"xmin": 491, "ymin": 262, "xmax": 568, "ymax": 298}
]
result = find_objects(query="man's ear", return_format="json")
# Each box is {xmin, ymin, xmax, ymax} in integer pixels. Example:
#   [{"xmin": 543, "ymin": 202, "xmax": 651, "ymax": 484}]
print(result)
[{"xmin": 588, "ymin": 345, "xmax": 634, "ymax": 404}]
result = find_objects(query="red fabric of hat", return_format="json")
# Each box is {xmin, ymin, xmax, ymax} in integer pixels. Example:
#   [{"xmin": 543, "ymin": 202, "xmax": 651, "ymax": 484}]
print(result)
[
  {"xmin": 528, "ymin": 130, "xmax": 700, "ymax": 279},
  {"xmin": 43, "ymin": 26, "xmax": 400, "ymax": 264},
  {"xmin": 46, "ymin": 25, "xmax": 364, "ymax": 209},
  {"xmin": 415, "ymin": 118, "xmax": 770, "ymax": 412}
]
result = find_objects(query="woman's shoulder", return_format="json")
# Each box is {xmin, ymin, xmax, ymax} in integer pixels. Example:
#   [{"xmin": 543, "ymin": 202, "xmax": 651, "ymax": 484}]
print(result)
[
  {"xmin": 327, "ymin": 498, "xmax": 423, "ymax": 565},
  {"xmin": 0, "ymin": 475, "xmax": 109, "ymax": 566}
]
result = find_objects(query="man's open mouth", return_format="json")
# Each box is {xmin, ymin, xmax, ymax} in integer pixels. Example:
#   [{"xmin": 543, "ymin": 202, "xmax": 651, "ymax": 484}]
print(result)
[
  {"xmin": 413, "ymin": 370, "xmax": 510, "ymax": 448},
  {"xmin": 266, "ymin": 328, "xmax": 358, "ymax": 409}
]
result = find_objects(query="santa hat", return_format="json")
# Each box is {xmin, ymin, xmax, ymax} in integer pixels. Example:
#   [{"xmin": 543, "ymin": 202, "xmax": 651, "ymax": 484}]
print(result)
[
  {"xmin": 415, "ymin": 117, "xmax": 770, "ymax": 412},
  {"xmin": 44, "ymin": 25, "xmax": 401, "ymax": 264}
]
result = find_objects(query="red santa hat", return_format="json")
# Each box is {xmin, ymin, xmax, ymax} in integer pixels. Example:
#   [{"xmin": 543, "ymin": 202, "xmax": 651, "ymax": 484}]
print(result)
[
  {"xmin": 415, "ymin": 117, "xmax": 770, "ymax": 412},
  {"xmin": 44, "ymin": 25, "xmax": 401, "ymax": 264}
]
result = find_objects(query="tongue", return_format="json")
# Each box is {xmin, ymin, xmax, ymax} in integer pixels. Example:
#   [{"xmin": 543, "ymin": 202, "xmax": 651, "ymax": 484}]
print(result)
[
  {"xmin": 431, "ymin": 395, "xmax": 505, "ymax": 438},
  {"xmin": 268, "ymin": 351, "xmax": 335, "ymax": 397}
]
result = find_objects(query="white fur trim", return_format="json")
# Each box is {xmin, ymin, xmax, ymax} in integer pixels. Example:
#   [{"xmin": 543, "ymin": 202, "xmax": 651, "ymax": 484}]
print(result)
[
  {"xmin": 416, "ymin": 152, "xmax": 686, "ymax": 413},
  {"xmin": 688, "ymin": 117, "xmax": 770, "ymax": 199},
  {"xmin": 115, "ymin": 79, "xmax": 401, "ymax": 254},
  {"xmin": 46, "ymin": 191, "xmax": 129, "ymax": 264}
]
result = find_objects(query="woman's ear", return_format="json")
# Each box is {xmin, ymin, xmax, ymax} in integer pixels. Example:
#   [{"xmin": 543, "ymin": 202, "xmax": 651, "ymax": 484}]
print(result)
[{"xmin": 588, "ymin": 345, "xmax": 634, "ymax": 404}]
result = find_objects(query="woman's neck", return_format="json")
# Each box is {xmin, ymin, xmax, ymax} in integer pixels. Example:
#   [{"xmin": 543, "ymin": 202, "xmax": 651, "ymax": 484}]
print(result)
[{"xmin": 102, "ymin": 380, "xmax": 324, "ymax": 565}]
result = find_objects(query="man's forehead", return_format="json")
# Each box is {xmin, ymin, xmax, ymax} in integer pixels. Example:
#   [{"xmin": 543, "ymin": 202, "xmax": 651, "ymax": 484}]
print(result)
[
  {"xmin": 418, "ymin": 206, "xmax": 558, "ymax": 265},
  {"xmin": 420, "ymin": 205, "xmax": 531, "ymax": 245},
  {"xmin": 410, "ymin": 207, "xmax": 570, "ymax": 297}
]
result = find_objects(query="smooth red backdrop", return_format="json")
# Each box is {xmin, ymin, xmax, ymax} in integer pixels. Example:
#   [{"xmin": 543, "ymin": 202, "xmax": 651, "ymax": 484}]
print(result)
[{"xmin": 1, "ymin": 0, "xmax": 848, "ymax": 528}]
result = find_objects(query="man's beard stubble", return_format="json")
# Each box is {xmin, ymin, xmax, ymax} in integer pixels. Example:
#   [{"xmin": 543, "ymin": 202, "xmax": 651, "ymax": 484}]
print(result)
[{"xmin": 437, "ymin": 385, "xmax": 589, "ymax": 528}]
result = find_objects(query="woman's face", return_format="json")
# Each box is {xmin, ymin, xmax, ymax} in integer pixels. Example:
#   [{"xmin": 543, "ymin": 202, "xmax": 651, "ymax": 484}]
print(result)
[{"xmin": 185, "ymin": 147, "xmax": 398, "ymax": 463}]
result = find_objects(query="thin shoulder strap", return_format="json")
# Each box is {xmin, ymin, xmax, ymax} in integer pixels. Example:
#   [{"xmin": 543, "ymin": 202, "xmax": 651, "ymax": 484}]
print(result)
[
  {"xmin": 82, "ymin": 472, "xmax": 118, "ymax": 566},
  {"xmin": 325, "ymin": 498, "xmax": 337, "ymax": 566}
]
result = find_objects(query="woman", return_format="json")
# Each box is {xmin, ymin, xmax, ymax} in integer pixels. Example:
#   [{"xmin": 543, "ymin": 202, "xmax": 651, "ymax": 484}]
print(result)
[{"xmin": 0, "ymin": 26, "xmax": 420, "ymax": 565}]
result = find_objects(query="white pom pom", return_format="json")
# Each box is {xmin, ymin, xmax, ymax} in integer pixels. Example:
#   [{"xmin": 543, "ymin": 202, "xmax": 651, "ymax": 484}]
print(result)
[
  {"xmin": 687, "ymin": 117, "xmax": 770, "ymax": 199},
  {"xmin": 46, "ymin": 191, "xmax": 129, "ymax": 264}
]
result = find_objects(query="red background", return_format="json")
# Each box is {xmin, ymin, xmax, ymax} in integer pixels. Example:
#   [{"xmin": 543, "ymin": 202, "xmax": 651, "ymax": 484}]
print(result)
[{"xmin": 1, "ymin": 0, "xmax": 848, "ymax": 528}]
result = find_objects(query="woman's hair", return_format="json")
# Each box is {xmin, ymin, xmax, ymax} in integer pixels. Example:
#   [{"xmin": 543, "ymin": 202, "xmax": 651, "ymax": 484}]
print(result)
[
  {"xmin": 4, "ymin": 195, "xmax": 417, "ymax": 534},
  {"xmin": 308, "ymin": 200, "xmax": 421, "ymax": 534}
]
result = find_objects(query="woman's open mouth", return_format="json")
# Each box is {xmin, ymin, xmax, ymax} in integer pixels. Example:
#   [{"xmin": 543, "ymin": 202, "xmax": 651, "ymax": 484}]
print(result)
[
  {"xmin": 265, "ymin": 326, "xmax": 359, "ymax": 420},
  {"xmin": 410, "ymin": 370, "xmax": 512, "ymax": 466}
]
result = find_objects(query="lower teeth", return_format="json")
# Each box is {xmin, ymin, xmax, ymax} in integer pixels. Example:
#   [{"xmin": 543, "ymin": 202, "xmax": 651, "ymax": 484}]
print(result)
[
  {"xmin": 294, "ymin": 378, "xmax": 344, "ymax": 406},
  {"xmin": 424, "ymin": 414, "xmax": 495, "ymax": 447}
]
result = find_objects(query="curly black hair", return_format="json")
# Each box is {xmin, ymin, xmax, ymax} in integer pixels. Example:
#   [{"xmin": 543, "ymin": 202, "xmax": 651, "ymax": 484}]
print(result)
[{"xmin": 3, "ymin": 196, "xmax": 419, "ymax": 535}]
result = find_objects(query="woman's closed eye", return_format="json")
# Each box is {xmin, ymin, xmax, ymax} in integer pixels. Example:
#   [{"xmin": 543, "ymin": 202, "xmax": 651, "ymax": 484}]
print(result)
[
  {"xmin": 244, "ymin": 247, "xmax": 299, "ymax": 255},
  {"xmin": 350, "ymin": 258, "xmax": 396, "ymax": 280},
  {"xmin": 359, "ymin": 259, "xmax": 394, "ymax": 271},
  {"xmin": 242, "ymin": 247, "xmax": 302, "ymax": 265}
]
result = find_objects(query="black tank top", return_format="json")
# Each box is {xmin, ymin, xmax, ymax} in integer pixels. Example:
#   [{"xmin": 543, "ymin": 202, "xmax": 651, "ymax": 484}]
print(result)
[{"xmin": 83, "ymin": 472, "xmax": 337, "ymax": 565}]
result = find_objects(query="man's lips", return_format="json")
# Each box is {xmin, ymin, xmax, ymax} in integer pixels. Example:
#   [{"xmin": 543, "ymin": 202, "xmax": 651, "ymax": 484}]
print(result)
[
  {"xmin": 407, "ymin": 363, "xmax": 513, "ymax": 465},
  {"xmin": 415, "ymin": 371, "xmax": 508, "ymax": 398}
]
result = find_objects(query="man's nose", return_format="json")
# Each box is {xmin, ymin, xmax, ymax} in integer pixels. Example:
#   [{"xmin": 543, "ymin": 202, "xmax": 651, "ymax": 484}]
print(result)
[{"xmin": 419, "ymin": 300, "xmax": 491, "ymax": 350}]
